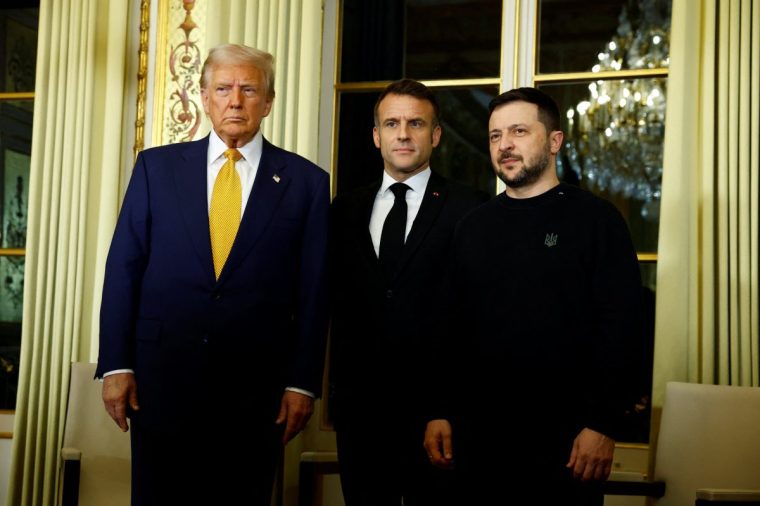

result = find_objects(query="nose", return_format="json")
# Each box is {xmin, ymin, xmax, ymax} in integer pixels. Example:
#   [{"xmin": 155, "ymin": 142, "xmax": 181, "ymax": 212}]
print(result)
[
  {"xmin": 498, "ymin": 132, "xmax": 513, "ymax": 152},
  {"xmin": 229, "ymin": 86, "xmax": 243, "ymax": 108},
  {"xmin": 397, "ymin": 122, "xmax": 410, "ymax": 140}
]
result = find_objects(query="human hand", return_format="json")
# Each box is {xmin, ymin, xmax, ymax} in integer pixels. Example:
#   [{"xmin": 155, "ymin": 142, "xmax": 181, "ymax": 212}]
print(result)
[
  {"xmin": 102, "ymin": 373, "xmax": 139, "ymax": 432},
  {"xmin": 424, "ymin": 419, "xmax": 455, "ymax": 470},
  {"xmin": 566, "ymin": 427, "xmax": 615, "ymax": 481},
  {"xmin": 275, "ymin": 391, "xmax": 314, "ymax": 444}
]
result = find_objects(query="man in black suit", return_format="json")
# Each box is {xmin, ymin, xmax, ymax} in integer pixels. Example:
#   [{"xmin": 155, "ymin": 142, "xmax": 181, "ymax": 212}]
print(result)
[{"xmin": 330, "ymin": 79, "xmax": 488, "ymax": 506}]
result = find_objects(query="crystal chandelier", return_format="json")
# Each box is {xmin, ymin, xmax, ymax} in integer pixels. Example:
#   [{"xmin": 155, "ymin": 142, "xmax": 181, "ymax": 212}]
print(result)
[{"xmin": 563, "ymin": 0, "xmax": 671, "ymax": 221}]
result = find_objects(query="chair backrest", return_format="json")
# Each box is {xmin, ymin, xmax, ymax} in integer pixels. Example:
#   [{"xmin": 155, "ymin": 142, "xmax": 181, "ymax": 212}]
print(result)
[
  {"xmin": 653, "ymin": 381, "xmax": 760, "ymax": 505},
  {"xmin": 59, "ymin": 362, "xmax": 131, "ymax": 506}
]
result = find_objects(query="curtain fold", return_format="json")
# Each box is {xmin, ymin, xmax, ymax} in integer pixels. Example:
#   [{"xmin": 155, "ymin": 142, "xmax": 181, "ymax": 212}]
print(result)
[
  {"xmin": 7, "ymin": 1, "xmax": 131, "ymax": 504},
  {"xmin": 653, "ymin": 0, "xmax": 760, "ymax": 408}
]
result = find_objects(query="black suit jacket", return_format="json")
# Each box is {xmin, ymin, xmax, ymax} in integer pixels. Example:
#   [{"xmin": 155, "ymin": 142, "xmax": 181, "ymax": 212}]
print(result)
[{"xmin": 329, "ymin": 171, "xmax": 488, "ymax": 422}]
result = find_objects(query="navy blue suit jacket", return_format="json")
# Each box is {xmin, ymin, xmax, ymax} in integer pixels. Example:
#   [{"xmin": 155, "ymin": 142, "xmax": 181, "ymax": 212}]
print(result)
[{"xmin": 97, "ymin": 136, "xmax": 330, "ymax": 430}]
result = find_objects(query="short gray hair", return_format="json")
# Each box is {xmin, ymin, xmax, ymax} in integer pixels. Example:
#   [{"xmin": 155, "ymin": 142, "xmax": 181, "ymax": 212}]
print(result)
[{"xmin": 200, "ymin": 44, "xmax": 275, "ymax": 100}]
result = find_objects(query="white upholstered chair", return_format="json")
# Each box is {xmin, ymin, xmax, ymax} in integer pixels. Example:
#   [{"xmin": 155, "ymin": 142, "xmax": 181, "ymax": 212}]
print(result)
[
  {"xmin": 57, "ymin": 362, "xmax": 131, "ymax": 506},
  {"xmin": 651, "ymin": 381, "xmax": 760, "ymax": 505}
]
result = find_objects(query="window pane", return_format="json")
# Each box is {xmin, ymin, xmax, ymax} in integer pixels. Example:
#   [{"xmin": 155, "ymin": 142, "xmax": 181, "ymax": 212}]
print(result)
[
  {"xmin": 538, "ymin": 79, "xmax": 665, "ymax": 252},
  {"xmin": 336, "ymin": 92, "xmax": 381, "ymax": 194},
  {"xmin": 430, "ymin": 88, "xmax": 497, "ymax": 194},
  {"xmin": 0, "ymin": 7, "xmax": 39, "ymax": 93},
  {"xmin": 0, "ymin": 255, "xmax": 22, "ymax": 409},
  {"xmin": 335, "ymin": 87, "xmax": 496, "ymax": 196},
  {"xmin": 0, "ymin": 98, "xmax": 31, "ymax": 410},
  {"xmin": 537, "ymin": 0, "xmax": 670, "ymax": 74},
  {"xmin": 341, "ymin": 0, "xmax": 502, "ymax": 82}
]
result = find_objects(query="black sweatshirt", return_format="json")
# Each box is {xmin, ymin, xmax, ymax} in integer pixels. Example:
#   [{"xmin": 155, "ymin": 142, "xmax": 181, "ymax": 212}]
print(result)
[{"xmin": 443, "ymin": 182, "xmax": 643, "ymax": 446}]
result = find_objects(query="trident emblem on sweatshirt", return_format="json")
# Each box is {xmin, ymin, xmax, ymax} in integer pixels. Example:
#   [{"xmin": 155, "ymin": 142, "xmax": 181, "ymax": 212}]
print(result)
[{"xmin": 544, "ymin": 233, "xmax": 558, "ymax": 247}]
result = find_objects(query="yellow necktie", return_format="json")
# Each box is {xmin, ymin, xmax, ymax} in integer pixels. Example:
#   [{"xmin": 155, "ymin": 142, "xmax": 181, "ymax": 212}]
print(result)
[{"xmin": 210, "ymin": 148, "xmax": 242, "ymax": 279}]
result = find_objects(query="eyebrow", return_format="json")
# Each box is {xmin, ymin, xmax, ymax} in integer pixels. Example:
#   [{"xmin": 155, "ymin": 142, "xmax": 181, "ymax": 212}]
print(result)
[
  {"xmin": 383, "ymin": 116, "xmax": 425, "ymax": 124},
  {"xmin": 489, "ymin": 123, "xmax": 529, "ymax": 132}
]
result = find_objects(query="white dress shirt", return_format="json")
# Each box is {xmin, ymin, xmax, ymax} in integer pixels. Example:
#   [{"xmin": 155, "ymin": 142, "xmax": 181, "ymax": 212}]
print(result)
[{"xmin": 369, "ymin": 168, "xmax": 432, "ymax": 257}]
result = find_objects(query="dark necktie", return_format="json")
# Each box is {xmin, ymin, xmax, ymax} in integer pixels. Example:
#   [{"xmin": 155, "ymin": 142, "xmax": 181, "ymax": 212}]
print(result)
[{"xmin": 379, "ymin": 182, "xmax": 410, "ymax": 278}]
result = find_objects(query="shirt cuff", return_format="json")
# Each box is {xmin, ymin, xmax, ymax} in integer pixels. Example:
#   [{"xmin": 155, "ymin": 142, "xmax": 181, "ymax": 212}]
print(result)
[
  {"xmin": 100, "ymin": 369, "xmax": 135, "ymax": 382},
  {"xmin": 285, "ymin": 386, "xmax": 315, "ymax": 398}
]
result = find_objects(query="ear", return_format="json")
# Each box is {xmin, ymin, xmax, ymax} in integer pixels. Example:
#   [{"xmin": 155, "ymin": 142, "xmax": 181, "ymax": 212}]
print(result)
[
  {"xmin": 549, "ymin": 130, "xmax": 564, "ymax": 154},
  {"xmin": 262, "ymin": 98, "xmax": 273, "ymax": 118},
  {"xmin": 201, "ymin": 88, "xmax": 210, "ymax": 115},
  {"xmin": 372, "ymin": 127, "xmax": 380, "ymax": 149},
  {"xmin": 431, "ymin": 124, "xmax": 442, "ymax": 148}
]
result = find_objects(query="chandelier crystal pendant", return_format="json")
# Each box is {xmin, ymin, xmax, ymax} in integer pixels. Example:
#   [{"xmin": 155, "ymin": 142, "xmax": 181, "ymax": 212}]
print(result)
[{"xmin": 563, "ymin": 0, "xmax": 671, "ymax": 221}]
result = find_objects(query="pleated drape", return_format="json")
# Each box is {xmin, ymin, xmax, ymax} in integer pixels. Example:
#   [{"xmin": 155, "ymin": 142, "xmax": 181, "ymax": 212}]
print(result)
[
  {"xmin": 6, "ymin": 0, "xmax": 131, "ymax": 504},
  {"xmin": 653, "ymin": 0, "xmax": 760, "ymax": 408}
]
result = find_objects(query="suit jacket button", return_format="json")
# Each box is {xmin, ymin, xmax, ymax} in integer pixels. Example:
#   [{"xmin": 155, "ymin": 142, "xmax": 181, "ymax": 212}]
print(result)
[
  {"xmin": 213, "ymin": 293, "xmax": 221, "ymax": 300},
  {"xmin": 385, "ymin": 289, "xmax": 393, "ymax": 299},
  {"xmin": 201, "ymin": 336, "xmax": 209, "ymax": 344}
]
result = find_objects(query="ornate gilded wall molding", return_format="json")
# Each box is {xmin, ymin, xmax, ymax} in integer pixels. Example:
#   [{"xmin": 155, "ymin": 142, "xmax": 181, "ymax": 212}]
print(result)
[
  {"xmin": 133, "ymin": 0, "xmax": 150, "ymax": 160},
  {"xmin": 152, "ymin": 0, "xmax": 207, "ymax": 147}
]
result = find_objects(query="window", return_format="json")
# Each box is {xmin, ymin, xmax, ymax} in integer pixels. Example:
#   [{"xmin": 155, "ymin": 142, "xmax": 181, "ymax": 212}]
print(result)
[
  {"xmin": 0, "ymin": 3, "xmax": 38, "ymax": 410},
  {"xmin": 334, "ymin": 0, "xmax": 502, "ymax": 196},
  {"xmin": 330, "ymin": 0, "xmax": 669, "ymax": 443},
  {"xmin": 535, "ymin": 0, "xmax": 671, "ymax": 442}
]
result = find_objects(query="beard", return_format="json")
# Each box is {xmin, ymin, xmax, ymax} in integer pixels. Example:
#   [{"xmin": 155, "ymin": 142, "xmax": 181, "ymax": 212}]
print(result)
[{"xmin": 495, "ymin": 144, "xmax": 551, "ymax": 189}]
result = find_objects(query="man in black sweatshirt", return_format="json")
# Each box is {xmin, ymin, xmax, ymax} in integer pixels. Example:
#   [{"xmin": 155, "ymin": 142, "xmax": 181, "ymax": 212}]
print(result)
[{"xmin": 424, "ymin": 87, "xmax": 642, "ymax": 505}]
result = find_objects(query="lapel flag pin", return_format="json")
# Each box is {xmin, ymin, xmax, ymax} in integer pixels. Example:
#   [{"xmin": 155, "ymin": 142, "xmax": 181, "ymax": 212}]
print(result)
[
  {"xmin": 432, "ymin": 191, "xmax": 440, "ymax": 197},
  {"xmin": 273, "ymin": 174, "xmax": 281, "ymax": 183}
]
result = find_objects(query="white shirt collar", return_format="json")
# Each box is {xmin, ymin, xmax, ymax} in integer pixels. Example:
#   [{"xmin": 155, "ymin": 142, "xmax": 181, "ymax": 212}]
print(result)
[
  {"xmin": 379, "ymin": 167, "xmax": 431, "ymax": 197},
  {"xmin": 207, "ymin": 129, "xmax": 264, "ymax": 165}
]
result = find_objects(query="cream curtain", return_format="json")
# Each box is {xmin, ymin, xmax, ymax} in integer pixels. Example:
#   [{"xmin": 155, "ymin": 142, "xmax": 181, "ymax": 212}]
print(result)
[
  {"xmin": 653, "ymin": 0, "xmax": 760, "ymax": 407},
  {"xmin": 203, "ymin": 0, "xmax": 324, "ymax": 162},
  {"xmin": 6, "ymin": 0, "xmax": 132, "ymax": 504}
]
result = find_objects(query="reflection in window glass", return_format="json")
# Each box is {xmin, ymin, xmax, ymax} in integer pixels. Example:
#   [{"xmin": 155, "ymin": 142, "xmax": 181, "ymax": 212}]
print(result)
[
  {"xmin": 538, "ymin": 80, "xmax": 665, "ymax": 252},
  {"xmin": 429, "ymin": 88, "xmax": 496, "ymax": 194},
  {"xmin": 336, "ymin": 88, "xmax": 496, "ymax": 196},
  {"xmin": 0, "ymin": 7, "xmax": 39, "ymax": 93},
  {"xmin": 341, "ymin": 0, "xmax": 502, "ymax": 82},
  {"xmin": 537, "ymin": 0, "xmax": 670, "ymax": 74}
]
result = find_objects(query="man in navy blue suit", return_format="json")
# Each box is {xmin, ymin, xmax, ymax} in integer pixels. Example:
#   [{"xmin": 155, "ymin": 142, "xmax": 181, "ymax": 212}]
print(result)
[{"xmin": 97, "ymin": 44, "xmax": 329, "ymax": 505}]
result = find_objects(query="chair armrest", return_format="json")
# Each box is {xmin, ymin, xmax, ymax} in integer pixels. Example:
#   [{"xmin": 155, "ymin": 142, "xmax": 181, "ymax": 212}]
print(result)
[
  {"xmin": 61, "ymin": 448, "xmax": 82, "ymax": 461},
  {"xmin": 696, "ymin": 489, "xmax": 760, "ymax": 505},
  {"xmin": 602, "ymin": 478, "xmax": 666, "ymax": 497}
]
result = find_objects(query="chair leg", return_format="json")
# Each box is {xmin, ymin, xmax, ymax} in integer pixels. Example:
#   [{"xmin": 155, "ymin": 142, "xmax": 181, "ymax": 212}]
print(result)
[{"xmin": 60, "ymin": 458, "xmax": 81, "ymax": 506}]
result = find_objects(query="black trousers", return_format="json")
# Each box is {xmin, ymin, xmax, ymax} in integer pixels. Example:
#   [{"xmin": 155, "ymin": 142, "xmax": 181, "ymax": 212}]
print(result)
[
  {"xmin": 335, "ymin": 414, "xmax": 458, "ymax": 506},
  {"xmin": 129, "ymin": 417, "xmax": 281, "ymax": 506},
  {"xmin": 454, "ymin": 418, "xmax": 604, "ymax": 506}
]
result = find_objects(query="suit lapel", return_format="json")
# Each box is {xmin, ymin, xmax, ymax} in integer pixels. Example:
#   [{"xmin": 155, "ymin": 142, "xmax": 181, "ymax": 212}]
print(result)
[
  {"xmin": 217, "ymin": 139, "xmax": 290, "ymax": 285},
  {"xmin": 173, "ymin": 137, "xmax": 216, "ymax": 283},
  {"xmin": 393, "ymin": 171, "xmax": 448, "ymax": 279}
]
